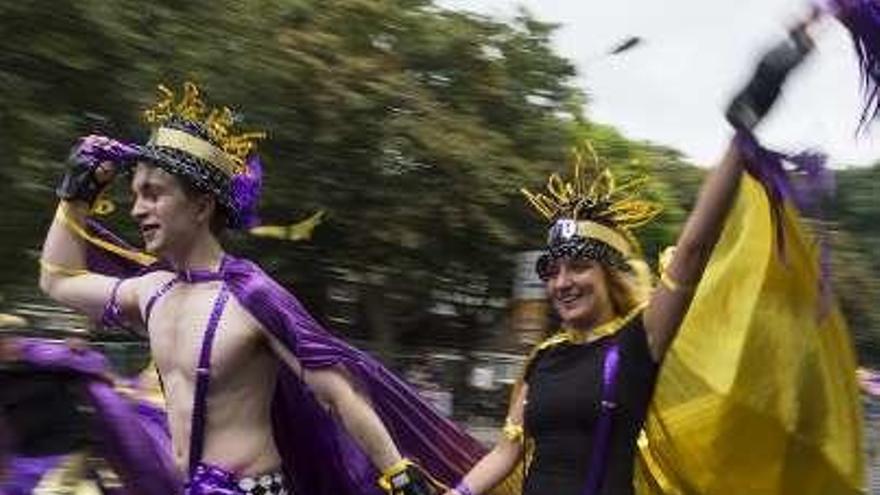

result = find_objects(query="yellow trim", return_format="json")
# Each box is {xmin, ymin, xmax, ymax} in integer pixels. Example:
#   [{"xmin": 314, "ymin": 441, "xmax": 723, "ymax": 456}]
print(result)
[
  {"xmin": 56, "ymin": 202, "xmax": 157, "ymax": 266},
  {"xmin": 377, "ymin": 459, "xmax": 412, "ymax": 492},
  {"xmin": 149, "ymin": 127, "xmax": 239, "ymax": 176},
  {"xmin": 39, "ymin": 259, "xmax": 90, "ymax": 277},
  {"xmin": 536, "ymin": 302, "xmax": 646, "ymax": 351},
  {"xmin": 576, "ymin": 220, "xmax": 633, "ymax": 257}
]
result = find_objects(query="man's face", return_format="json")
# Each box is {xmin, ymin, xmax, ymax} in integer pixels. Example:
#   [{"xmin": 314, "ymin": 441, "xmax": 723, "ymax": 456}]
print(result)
[{"xmin": 129, "ymin": 163, "xmax": 205, "ymax": 256}]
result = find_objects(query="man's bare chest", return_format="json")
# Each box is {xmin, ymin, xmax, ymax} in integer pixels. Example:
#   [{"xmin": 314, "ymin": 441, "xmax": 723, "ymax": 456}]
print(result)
[{"xmin": 144, "ymin": 282, "xmax": 265, "ymax": 382}]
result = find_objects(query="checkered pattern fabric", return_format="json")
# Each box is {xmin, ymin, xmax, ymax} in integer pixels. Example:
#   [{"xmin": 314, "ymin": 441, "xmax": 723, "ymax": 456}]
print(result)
[{"xmin": 237, "ymin": 471, "xmax": 289, "ymax": 495}]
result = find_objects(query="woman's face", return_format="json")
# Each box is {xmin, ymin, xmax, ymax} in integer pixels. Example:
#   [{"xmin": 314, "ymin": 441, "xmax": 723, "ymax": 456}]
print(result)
[{"xmin": 544, "ymin": 257, "xmax": 615, "ymax": 330}]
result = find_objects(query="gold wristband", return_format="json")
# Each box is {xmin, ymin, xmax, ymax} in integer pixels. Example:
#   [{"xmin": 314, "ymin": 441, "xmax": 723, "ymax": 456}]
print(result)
[
  {"xmin": 378, "ymin": 458, "xmax": 412, "ymax": 492},
  {"xmin": 502, "ymin": 418, "xmax": 524, "ymax": 443}
]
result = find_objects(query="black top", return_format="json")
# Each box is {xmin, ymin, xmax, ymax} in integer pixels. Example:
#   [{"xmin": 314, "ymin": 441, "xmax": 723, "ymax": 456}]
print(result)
[{"xmin": 522, "ymin": 314, "xmax": 659, "ymax": 495}]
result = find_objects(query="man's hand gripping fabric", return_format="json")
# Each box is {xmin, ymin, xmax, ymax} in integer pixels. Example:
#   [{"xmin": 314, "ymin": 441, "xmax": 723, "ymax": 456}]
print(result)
[{"xmin": 56, "ymin": 134, "xmax": 138, "ymax": 206}]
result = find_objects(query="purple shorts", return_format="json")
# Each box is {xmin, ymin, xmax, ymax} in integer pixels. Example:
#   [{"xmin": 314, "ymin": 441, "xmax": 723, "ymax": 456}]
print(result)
[{"xmin": 184, "ymin": 463, "xmax": 289, "ymax": 495}]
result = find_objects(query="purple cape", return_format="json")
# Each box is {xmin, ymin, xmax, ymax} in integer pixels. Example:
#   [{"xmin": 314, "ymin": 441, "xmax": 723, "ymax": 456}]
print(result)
[
  {"xmin": 200, "ymin": 256, "xmax": 487, "ymax": 494},
  {"xmin": 83, "ymin": 222, "xmax": 489, "ymax": 494}
]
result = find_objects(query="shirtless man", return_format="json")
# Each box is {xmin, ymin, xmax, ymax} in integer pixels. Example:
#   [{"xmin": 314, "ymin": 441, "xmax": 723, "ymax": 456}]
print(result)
[{"xmin": 38, "ymin": 83, "xmax": 437, "ymax": 495}]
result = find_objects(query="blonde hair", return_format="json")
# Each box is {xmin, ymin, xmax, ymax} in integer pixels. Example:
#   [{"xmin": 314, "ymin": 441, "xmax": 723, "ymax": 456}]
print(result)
[{"xmin": 602, "ymin": 258, "xmax": 654, "ymax": 316}]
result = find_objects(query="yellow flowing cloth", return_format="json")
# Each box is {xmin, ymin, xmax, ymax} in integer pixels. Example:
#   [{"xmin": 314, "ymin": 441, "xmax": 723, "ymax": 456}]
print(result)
[{"xmin": 636, "ymin": 176, "xmax": 865, "ymax": 494}]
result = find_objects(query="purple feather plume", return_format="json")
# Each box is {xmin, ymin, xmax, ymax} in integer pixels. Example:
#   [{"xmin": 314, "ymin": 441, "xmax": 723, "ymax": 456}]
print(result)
[
  {"xmin": 735, "ymin": 130, "xmax": 835, "ymax": 319},
  {"xmin": 735, "ymin": 131, "xmax": 832, "ymax": 213},
  {"xmin": 229, "ymin": 154, "xmax": 263, "ymax": 229},
  {"xmin": 821, "ymin": 0, "xmax": 880, "ymax": 128}
]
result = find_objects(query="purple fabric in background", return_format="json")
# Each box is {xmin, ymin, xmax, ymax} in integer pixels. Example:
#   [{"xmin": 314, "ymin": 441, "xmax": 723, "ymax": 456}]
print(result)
[
  {"xmin": 2, "ymin": 455, "xmax": 65, "ymax": 495},
  {"xmin": 3, "ymin": 340, "xmax": 179, "ymax": 495},
  {"xmin": 15, "ymin": 339, "xmax": 112, "ymax": 378}
]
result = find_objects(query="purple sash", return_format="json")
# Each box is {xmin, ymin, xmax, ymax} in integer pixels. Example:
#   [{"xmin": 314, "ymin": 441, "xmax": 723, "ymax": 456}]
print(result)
[{"xmin": 580, "ymin": 341, "xmax": 620, "ymax": 495}]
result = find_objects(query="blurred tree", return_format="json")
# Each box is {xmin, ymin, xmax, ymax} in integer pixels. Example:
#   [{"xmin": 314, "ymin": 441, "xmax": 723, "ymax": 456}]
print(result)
[
  {"xmin": 0, "ymin": 0, "xmax": 877, "ymax": 360},
  {"xmin": 827, "ymin": 163, "xmax": 880, "ymax": 364},
  {"xmin": 0, "ymin": 0, "xmax": 580, "ymax": 348}
]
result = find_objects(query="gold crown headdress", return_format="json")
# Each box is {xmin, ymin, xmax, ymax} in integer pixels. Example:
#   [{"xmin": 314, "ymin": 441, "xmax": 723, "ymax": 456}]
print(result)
[
  {"xmin": 521, "ymin": 142, "xmax": 662, "ymax": 257},
  {"xmin": 143, "ymin": 81, "xmax": 266, "ymax": 175}
]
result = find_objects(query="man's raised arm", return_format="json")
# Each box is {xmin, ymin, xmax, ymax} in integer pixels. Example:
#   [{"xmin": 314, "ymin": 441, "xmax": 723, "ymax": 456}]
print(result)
[{"xmin": 39, "ymin": 135, "xmax": 140, "ymax": 324}]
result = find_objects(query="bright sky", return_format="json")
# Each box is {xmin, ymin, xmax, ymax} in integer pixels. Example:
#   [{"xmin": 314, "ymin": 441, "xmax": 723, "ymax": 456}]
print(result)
[{"xmin": 439, "ymin": 0, "xmax": 880, "ymax": 167}]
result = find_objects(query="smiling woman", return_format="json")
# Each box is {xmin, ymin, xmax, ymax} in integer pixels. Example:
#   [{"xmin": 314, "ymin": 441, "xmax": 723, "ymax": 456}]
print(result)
[
  {"xmin": 544, "ymin": 258, "xmax": 618, "ymax": 331},
  {"xmin": 443, "ymin": 20, "xmax": 862, "ymax": 495}
]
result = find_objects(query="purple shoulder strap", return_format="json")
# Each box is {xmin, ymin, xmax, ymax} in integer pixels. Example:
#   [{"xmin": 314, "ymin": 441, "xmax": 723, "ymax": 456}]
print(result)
[
  {"xmin": 100, "ymin": 278, "xmax": 127, "ymax": 328},
  {"xmin": 187, "ymin": 284, "xmax": 230, "ymax": 477},
  {"xmin": 580, "ymin": 340, "xmax": 621, "ymax": 495},
  {"xmin": 144, "ymin": 277, "xmax": 180, "ymax": 330}
]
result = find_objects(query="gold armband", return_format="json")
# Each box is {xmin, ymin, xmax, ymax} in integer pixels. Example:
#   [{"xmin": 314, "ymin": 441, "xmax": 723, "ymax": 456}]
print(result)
[
  {"xmin": 39, "ymin": 259, "xmax": 90, "ymax": 277},
  {"xmin": 502, "ymin": 418, "xmax": 524, "ymax": 443},
  {"xmin": 659, "ymin": 270, "xmax": 694, "ymax": 293}
]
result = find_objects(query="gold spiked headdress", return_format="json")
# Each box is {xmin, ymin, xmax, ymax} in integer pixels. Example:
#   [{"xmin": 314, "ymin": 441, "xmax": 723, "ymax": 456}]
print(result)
[
  {"xmin": 522, "ymin": 142, "xmax": 662, "ymax": 266},
  {"xmin": 143, "ymin": 82, "xmax": 266, "ymax": 176},
  {"xmin": 136, "ymin": 81, "xmax": 267, "ymax": 229}
]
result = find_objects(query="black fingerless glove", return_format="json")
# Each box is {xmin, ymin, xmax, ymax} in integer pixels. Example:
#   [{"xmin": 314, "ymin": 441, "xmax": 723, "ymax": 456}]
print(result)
[
  {"xmin": 726, "ymin": 27, "xmax": 814, "ymax": 130},
  {"xmin": 378, "ymin": 461, "xmax": 439, "ymax": 495},
  {"xmin": 56, "ymin": 135, "xmax": 137, "ymax": 205}
]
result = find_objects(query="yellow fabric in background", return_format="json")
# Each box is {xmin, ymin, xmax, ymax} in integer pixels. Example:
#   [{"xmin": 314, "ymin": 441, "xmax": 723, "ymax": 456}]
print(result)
[{"xmin": 636, "ymin": 176, "xmax": 865, "ymax": 494}]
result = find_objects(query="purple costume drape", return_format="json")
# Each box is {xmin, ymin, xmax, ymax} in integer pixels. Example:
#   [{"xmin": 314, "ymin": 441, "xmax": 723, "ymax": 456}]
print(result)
[
  {"xmin": 76, "ymin": 222, "xmax": 490, "ymax": 494},
  {"xmin": 220, "ymin": 256, "xmax": 486, "ymax": 494}
]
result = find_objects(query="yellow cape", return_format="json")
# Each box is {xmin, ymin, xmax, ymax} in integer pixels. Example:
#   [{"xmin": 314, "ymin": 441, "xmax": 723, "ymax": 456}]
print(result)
[{"xmin": 636, "ymin": 176, "xmax": 865, "ymax": 494}]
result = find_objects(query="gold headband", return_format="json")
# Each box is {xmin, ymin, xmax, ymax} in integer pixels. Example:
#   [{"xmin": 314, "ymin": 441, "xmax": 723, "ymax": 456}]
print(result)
[
  {"xmin": 148, "ymin": 127, "xmax": 238, "ymax": 176},
  {"xmin": 549, "ymin": 219, "xmax": 633, "ymax": 258},
  {"xmin": 574, "ymin": 220, "xmax": 633, "ymax": 257}
]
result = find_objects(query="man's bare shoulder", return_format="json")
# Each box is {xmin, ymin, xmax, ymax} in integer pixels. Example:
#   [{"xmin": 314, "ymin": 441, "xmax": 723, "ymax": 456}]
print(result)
[
  {"xmin": 130, "ymin": 269, "xmax": 175, "ymax": 294},
  {"xmin": 116, "ymin": 269, "xmax": 175, "ymax": 314}
]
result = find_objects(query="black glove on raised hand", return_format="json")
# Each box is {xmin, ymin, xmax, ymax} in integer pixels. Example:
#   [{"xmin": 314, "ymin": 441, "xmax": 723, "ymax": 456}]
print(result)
[
  {"xmin": 378, "ymin": 461, "xmax": 439, "ymax": 495},
  {"xmin": 726, "ymin": 27, "xmax": 814, "ymax": 130},
  {"xmin": 56, "ymin": 135, "xmax": 138, "ymax": 206}
]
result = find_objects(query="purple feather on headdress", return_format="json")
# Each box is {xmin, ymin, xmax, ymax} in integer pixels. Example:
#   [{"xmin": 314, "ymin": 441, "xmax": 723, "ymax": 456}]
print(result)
[
  {"xmin": 820, "ymin": 0, "xmax": 880, "ymax": 128},
  {"xmin": 229, "ymin": 154, "xmax": 263, "ymax": 229}
]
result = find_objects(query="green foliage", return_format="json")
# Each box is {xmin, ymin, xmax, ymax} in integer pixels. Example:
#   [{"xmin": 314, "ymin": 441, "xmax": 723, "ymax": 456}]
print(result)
[
  {"xmin": 827, "ymin": 163, "xmax": 880, "ymax": 363},
  {"xmin": 0, "ymin": 0, "xmax": 877, "ymax": 358}
]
